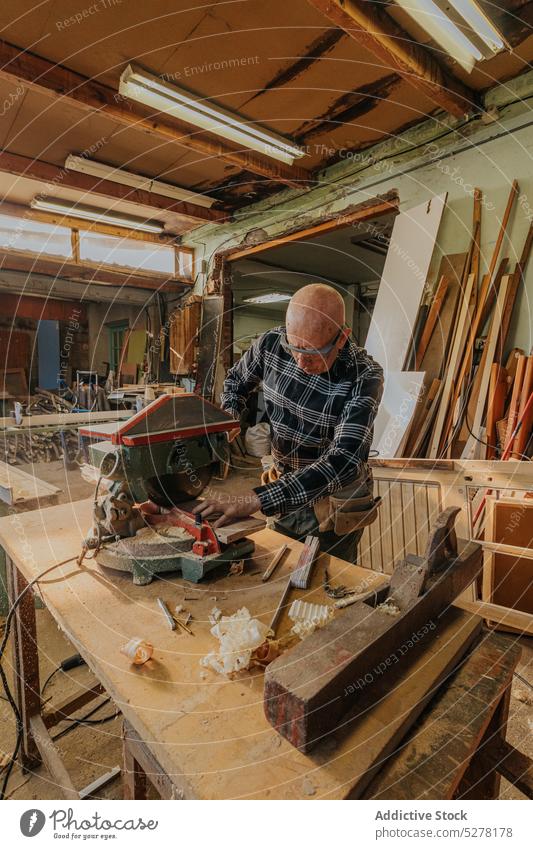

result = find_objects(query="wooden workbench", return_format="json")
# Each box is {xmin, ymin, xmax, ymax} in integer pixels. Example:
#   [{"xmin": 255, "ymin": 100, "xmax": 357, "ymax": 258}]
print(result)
[{"xmin": 0, "ymin": 498, "xmax": 523, "ymax": 800}]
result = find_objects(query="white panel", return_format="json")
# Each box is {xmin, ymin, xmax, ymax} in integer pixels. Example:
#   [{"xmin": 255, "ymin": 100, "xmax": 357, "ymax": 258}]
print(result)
[
  {"xmin": 365, "ymin": 193, "xmax": 447, "ymax": 372},
  {"xmin": 372, "ymin": 371, "xmax": 425, "ymax": 457}
]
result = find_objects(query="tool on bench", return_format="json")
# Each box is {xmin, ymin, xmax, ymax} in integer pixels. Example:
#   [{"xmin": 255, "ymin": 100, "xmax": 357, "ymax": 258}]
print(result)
[
  {"xmin": 157, "ymin": 598, "xmax": 176, "ymax": 631},
  {"xmin": 78, "ymin": 393, "xmax": 263, "ymax": 585},
  {"xmin": 289, "ymin": 535, "xmax": 320, "ymax": 590},
  {"xmin": 264, "ymin": 507, "xmax": 483, "ymax": 752},
  {"xmin": 261, "ymin": 544, "xmax": 288, "ymax": 582}
]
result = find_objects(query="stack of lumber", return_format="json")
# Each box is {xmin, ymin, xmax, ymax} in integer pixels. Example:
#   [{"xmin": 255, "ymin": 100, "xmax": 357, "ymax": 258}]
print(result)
[{"xmin": 402, "ymin": 182, "xmax": 533, "ymax": 461}]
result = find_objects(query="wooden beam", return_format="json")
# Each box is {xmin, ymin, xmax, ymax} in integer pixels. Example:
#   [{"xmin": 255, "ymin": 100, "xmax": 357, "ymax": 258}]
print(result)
[
  {"xmin": 307, "ymin": 0, "xmax": 476, "ymax": 118},
  {"xmin": 0, "ymin": 151, "xmax": 226, "ymax": 225},
  {"xmin": 226, "ymin": 197, "xmax": 398, "ymax": 261},
  {"xmin": 0, "ymin": 40, "xmax": 308, "ymax": 189},
  {"xmin": 0, "ymin": 200, "xmax": 178, "ymax": 246},
  {"xmin": 0, "ymin": 250, "xmax": 187, "ymax": 292},
  {"xmin": 0, "ymin": 292, "xmax": 87, "ymax": 322},
  {"xmin": 30, "ymin": 715, "xmax": 79, "ymax": 799}
]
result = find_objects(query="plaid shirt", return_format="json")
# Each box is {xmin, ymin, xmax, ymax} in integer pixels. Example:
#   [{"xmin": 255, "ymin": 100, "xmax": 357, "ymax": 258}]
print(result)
[{"xmin": 221, "ymin": 326, "xmax": 384, "ymax": 517}]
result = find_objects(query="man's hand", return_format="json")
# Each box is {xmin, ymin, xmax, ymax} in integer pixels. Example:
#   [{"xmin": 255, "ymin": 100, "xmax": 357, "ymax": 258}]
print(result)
[{"xmin": 192, "ymin": 490, "xmax": 261, "ymax": 528}]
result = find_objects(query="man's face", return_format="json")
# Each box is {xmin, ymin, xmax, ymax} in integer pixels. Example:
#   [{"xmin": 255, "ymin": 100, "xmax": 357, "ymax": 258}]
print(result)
[{"xmin": 285, "ymin": 327, "xmax": 347, "ymax": 374}]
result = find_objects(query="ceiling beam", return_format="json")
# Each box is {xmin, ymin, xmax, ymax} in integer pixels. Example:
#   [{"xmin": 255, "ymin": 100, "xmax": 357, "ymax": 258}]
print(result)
[
  {"xmin": 0, "ymin": 251, "xmax": 187, "ymax": 292},
  {"xmin": 0, "ymin": 151, "xmax": 227, "ymax": 225},
  {"xmin": 0, "ymin": 200, "xmax": 178, "ymax": 246},
  {"xmin": 0, "ymin": 269, "xmax": 160, "ymax": 305},
  {"xmin": 307, "ymin": 0, "xmax": 477, "ymax": 118},
  {"xmin": 0, "ymin": 40, "xmax": 309, "ymax": 189},
  {"xmin": 226, "ymin": 195, "xmax": 398, "ymax": 261}
]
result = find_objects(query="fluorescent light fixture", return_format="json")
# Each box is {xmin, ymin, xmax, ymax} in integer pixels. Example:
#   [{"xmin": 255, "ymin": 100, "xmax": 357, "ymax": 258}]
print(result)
[
  {"xmin": 30, "ymin": 197, "xmax": 164, "ymax": 233},
  {"xmin": 119, "ymin": 65, "xmax": 305, "ymax": 165},
  {"xmin": 65, "ymin": 154, "xmax": 215, "ymax": 209},
  {"xmin": 445, "ymin": 0, "xmax": 504, "ymax": 53},
  {"xmin": 243, "ymin": 293, "xmax": 292, "ymax": 304},
  {"xmin": 394, "ymin": 0, "xmax": 484, "ymax": 72}
]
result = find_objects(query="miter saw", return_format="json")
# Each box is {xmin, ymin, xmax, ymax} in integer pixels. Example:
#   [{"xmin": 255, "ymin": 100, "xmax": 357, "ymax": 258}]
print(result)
[{"xmin": 79, "ymin": 393, "xmax": 258, "ymax": 585}]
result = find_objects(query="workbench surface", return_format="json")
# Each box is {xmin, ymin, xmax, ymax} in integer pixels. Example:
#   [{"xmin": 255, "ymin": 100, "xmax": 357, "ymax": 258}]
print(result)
[{"xmin": 0, "ymin": 498, "xmax": 493, "ymax": 799}]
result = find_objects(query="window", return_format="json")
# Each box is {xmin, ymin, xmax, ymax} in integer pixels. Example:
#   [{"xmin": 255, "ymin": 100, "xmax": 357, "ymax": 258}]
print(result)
[
  {"xmin": 176, "ymin": 247, "xmax": 194, "ymax": 280},
  {"xmin": 79, "ymin": 232, "xmax": 175, "ymax": 274},
  {"xmin": 107, "ymin": 321, "xmax": 129, "ymax": 372},
  {"xmin": 0, "ymin": 214, "xmax": 72, "ymax": 258}
]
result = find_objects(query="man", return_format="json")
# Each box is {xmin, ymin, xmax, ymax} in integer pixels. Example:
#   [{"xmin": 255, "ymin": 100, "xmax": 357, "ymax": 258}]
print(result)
[{"xmin": 193, "ymin": 283, "xmax": 384, "ymax": 562}]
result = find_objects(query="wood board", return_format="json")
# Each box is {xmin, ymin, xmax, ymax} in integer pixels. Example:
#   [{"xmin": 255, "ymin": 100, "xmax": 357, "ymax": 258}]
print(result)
[
  {"xmin": 0, "ymin": 460, "xmax": 60, "ymax": 507},
  {"xmin": 364, "ymin": 194, "xmax": 447, "ymax": 372},
  {"xmin": 402, "ymin": 252, "xmax": 468, "ymax": 456}
]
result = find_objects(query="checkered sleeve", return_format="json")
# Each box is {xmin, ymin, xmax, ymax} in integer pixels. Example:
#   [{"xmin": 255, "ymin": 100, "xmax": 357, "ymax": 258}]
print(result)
[
  {"xmin": 220, "ymin": 332, "xmax": 266, "ymax": 417},
  {"xmin": 254, "ymin": 363, "xmax": 384, "ymax": 516}
]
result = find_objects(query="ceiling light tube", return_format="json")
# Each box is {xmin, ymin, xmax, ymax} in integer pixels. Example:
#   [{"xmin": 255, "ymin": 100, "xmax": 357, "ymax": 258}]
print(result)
[
  {"xmin": 394, "ymin": 0, "xmax": 483, "ymax": 72},
  {"xmin": 65, "ymin": 154, "xmax": 215, "ymax": 208},
  {"xmin": 446, "ymin": 0, "xmax": 505, "ymax": 53},
  {"xmin": 243, "ymin": 293, "xmax": 292, "ymax": 304},
  {"xmin": 31, "ymin": 198, "xmax": 164, "ymax": 233},
  {"xmin": 119, "ymin": 65, "xmax": 305, "ymax": 165}
]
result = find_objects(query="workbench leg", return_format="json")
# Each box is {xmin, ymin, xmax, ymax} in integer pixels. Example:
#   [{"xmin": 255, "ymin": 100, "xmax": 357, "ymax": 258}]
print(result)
[
  {"xmin": 123, "ymin": 735, "xmax": 148, "ymax": 800},
  {"xmin": 6, "ymin": 556, "xmax": 41, "ymax": 770},
  {"xmin": 457, "ymin": 682, "xmax": 513, "ymax": 799}
]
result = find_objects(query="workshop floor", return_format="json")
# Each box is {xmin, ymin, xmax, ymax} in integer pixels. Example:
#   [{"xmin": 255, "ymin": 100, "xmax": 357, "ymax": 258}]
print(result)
[{"xmin": 0, "ymin": 459, "xmax": 532, "ymax": 800}]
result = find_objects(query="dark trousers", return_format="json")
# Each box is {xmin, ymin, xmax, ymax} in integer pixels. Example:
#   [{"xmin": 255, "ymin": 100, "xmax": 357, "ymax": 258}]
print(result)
[
  {"xmin": 272, "ymin": 472, "xmax": 373, "ymax": 564},
  {"xmin": 274, "ymin": 507, "xmax": 364, "ymax": 563}
]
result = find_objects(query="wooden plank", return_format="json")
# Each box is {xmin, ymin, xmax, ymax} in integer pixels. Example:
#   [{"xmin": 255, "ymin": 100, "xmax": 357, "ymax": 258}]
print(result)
[
  {"xmin": 0, "ymin": 460, "xmax": 60, "ymax": 506},
  {"xmin": 414, "ymin": 485, "xmax": 430, "ymax": 555},
  {"xmin": 389, "ymin": 482, "xmax": 406, "ymax": 567},
  {"xmin": 365, "ymin": 195, "xmax": 447, "ymax": 373},
  {"xmin": 447, "ymin": 181, "xmax": 519, "ymax": 441},
  {"xmin": 415, "ymin": 275, "xmax": 449, "ymax": 369},
  {"xmin": 30, "ymin": 715, "xmax": 79, "ymax": 799},
  {"xmin": 462, "ymin": 274, "xmax": 512, "ymax": 459},
  {"xmin": 503, "ymin": 354, "xmax": 527, "ymax": 451},
  {"xmin": 365, "ymin": 632, "xmax": 520, "ymax": 799},
  {"xmin": 486, "ymin": 364, "xmax": 508, "ymax": 459},
  {"xmin": 410, "ymin": 380, "xmax": 443, "ymax": 457},
  {"xmin": 402, "ymin": 482, "xmax": 417, "ymax": 555},
  {"xmin": 264, "ymin": 533, "xmax": 483, "ymax": 751},
  {"xmin": 377, "ymin": 479, "xmax": 393, "ymax": 571},
  {"xmin": 455, "ymin": 598, "xmax": 533, "ymax": 634},
  {"xmin": 0, "ymin": 409, "xmax": 131, "ymax": 429},
  {"xmin": 402, "ymin": 253, "xmax": 467, "ymax": 456},
  {"xmin": 429, "ymin": 272, "xmax": 475, "ymax": 457},
  {"xmin": 317, "ymin": 608, "xmax": 481, "ymax": 798},
  {"xmin": 306, "ymin": 0, "xmax": 475, "ymax": 117},
  {"xmin": 512, "ymin": 354, "xmax": 533, "ymax": 458}
]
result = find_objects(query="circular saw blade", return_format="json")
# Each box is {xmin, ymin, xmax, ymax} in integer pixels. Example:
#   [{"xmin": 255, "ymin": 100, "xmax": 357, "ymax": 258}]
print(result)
[{"xmin": 145, "ymin": 468, "xmax": 212, "ymax": 507}]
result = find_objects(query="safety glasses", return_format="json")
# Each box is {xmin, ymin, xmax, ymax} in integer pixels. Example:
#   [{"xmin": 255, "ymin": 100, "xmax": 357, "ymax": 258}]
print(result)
[{"xmin": 280, "ymin": 327, "xmax": 346, "ymax": 356}]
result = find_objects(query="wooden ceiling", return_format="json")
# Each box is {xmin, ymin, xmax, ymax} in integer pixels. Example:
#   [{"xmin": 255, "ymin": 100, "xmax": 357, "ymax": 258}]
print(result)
[{"xmin": 0, "ymin": 0, "xmax": 532, "ymax": 233}]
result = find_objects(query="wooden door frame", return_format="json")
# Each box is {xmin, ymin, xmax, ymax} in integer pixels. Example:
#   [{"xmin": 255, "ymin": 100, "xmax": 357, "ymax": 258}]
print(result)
[{"xmin": 210, "ymin": 190, "xmax": 399, "ymax": 368}]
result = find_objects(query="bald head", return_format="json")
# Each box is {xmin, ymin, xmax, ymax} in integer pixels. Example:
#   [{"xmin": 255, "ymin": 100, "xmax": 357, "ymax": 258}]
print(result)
[
  {"xmin": 285, "ymin": 284, "xmax": 348, "ymax": 375},
  {"xmin": 286, "ymin": 284, "xmax": 345, "ymax": 348}
]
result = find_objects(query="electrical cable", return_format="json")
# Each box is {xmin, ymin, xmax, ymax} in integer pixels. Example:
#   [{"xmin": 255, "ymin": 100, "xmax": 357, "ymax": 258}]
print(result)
[{"xmin": 52, "ymin": 697, "xmax": 119, "ymax": 743}]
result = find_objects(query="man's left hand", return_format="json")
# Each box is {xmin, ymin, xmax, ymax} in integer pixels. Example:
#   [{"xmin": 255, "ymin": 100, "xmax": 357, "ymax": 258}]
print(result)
[{"xmin": 192, "ymin": 490, "xmax": 262, "ymax": 528}]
